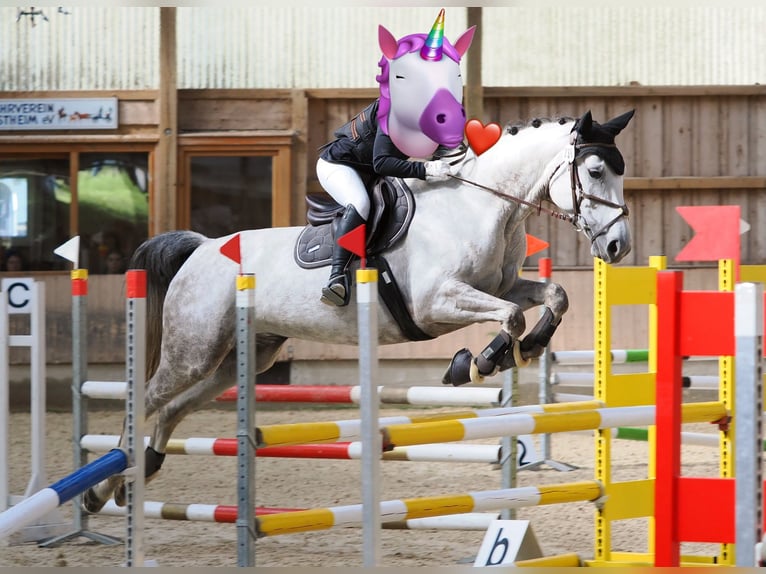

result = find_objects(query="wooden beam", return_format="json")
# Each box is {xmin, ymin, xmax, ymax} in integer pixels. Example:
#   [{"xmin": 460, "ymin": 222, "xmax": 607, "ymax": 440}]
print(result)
[
  {"xmin": 291, "ymin": 89, "xmax": 309, "ymax": 225},
  {"xmin": 156, "ymin": 7, "xmax": 177, "ymax": 234},
  {"xmin": 625, "ymin": 176, "xmax": 766, "ymax": 190},
  {"xmin": 464, "ymin": 8, "xmax": 483, "ymax": 123}
]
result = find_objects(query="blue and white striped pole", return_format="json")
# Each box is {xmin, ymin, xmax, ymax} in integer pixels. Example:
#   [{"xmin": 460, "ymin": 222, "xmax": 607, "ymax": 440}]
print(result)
[{"xmin": 0, "ymin": 449, "xmax": 126, "ymax": 540}]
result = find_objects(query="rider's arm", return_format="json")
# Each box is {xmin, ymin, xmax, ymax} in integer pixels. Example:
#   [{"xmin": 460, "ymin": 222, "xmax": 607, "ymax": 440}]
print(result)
[{"xmin": 372, "ymin": 131, "xmax": 427, "ymax": 180}]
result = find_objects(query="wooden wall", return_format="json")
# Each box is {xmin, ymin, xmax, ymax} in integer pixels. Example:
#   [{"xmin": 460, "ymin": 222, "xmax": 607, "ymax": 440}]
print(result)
[
  {"xmin": 306, "ymin": 86, "xmax": 766, "ymax": 268},
  {"xmin": 7, "ymin": 85, "xmax": 766, "ymax": 366}
]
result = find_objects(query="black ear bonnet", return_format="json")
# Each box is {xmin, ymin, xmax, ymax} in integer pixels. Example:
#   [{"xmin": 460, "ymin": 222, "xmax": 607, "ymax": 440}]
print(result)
[{"xmin": 571, "ymin": 109, "xmax": 635, "ymax": 176}]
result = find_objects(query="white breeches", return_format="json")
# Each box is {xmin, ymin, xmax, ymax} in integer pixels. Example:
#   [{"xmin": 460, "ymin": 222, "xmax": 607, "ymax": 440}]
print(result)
[{"xmin": 316, "ymin": 158, "xmax": 371, "ymax": 220}]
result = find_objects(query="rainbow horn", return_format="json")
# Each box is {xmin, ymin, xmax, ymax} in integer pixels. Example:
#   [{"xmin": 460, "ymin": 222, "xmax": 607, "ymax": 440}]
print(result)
[{"xmin": 420, "ymin": 8, "xmax": 445, "ymax": 61}]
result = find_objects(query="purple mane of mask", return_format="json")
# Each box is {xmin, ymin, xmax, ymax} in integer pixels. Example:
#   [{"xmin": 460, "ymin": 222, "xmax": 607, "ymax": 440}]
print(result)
[{"xmin": 375, "ymin": 33, "xmax": 462, "ymax": 136}]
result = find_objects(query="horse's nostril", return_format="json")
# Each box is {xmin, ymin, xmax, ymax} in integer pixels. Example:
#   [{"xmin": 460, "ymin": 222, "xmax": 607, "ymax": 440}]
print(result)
[
  {"xmin": 608, "ymin": 240, "xmax": 620, "ymax": 256},
  {"xmin": 436, "ymin": 113, "xmax": 446, "ymax": 124}
]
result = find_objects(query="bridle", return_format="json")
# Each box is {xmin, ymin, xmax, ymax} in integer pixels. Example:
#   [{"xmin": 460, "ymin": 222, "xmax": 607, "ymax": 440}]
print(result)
[
  {"xmin": 448, "ymin": 134, "xmax": 629, "ymax": 244},
  {"xmin": 564, "ymin": 138, "xmax": 630, "ymax": 241}
]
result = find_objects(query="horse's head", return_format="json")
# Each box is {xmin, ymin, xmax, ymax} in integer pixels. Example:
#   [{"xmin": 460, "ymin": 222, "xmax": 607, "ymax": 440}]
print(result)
[
  {"xmin": 548, "ymin": 109, "xmax": 635, "ymax": 264},
  {"xmin": 376, "ymin": 9, "xmax": 476, "ymax": 158}
]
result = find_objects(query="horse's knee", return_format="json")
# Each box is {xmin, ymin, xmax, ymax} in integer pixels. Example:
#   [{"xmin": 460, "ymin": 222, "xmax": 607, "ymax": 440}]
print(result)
[
  {"xmin": 545, "ymin": 282, "xmax": 569, "ymax": 316},
  {"xmin": 504, "ymin": 305, "xmax": 526, "ymax": 339}
]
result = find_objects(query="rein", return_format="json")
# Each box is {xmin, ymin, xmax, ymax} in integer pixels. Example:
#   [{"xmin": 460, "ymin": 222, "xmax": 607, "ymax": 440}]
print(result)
[{"xmin": 448, "ymin": 173, "xmax": 575, "ymax": 224}]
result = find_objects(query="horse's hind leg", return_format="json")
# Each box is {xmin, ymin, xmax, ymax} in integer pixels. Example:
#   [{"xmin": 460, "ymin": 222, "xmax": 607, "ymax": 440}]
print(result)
[
  {"xmin": 113, "ymin": 334, "xmax": 288, "ymax": 506},
  {"xmin": 106, "ymin": 351, "xmax": 238, "ymax": 508}
]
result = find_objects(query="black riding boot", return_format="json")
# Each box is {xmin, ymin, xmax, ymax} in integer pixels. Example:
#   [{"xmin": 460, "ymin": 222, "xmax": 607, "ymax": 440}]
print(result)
[{"xmin": 321, "ymin": 205, "xmax": 366, "ymax": 307}]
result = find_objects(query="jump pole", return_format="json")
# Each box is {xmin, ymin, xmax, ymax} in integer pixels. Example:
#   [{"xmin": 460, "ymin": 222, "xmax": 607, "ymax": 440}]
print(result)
[
  {"xmin": 0, "ymin": 270, "xmax": 148, "ymax": 565},
  {"xmin": 255, "ymin": 481, "xmax": 603, "ymax": 537},
  {"xmin": 0, "ymin": 277, "xmax": 69, "ymax": 544},
  {"xmin": 356, "ymin": 267, "xmax": 381, "ymax": 567},
  {"xmin": 41, "ymin": 269, "xmax": 121, "ymax": 547},
  {"xmin": 734, "ymin": 281, "xmax": 763, "ymax": 566},
  {"xmin": 235, "ymin": 273, "xmax": 256, "ymax": 567},
  {"xmin": 529, "ymin": 257, "xmax": 576, "ymax": 472},
  {"xmin": 654, "ymin": 270, "xmax": 764, "ymax": 566}
]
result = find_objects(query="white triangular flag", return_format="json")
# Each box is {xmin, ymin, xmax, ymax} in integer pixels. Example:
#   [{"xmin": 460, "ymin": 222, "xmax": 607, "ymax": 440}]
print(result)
[
  {"xmin": 53, "ymin": 236, "xmax": 80, "ymax": 267},
  {"xmin": 740, "ymin": 218, "xmax": 751, "ymax": 235}
]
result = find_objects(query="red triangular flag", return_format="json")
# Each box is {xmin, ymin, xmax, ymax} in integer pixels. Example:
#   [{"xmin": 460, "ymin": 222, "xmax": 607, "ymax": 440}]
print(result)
[
  {"xmin": 220, "ymin": 233, "xmax": 241, "ymax": 264},
  {"xmin": 675, "ymin": 206, "xmax": 740, "ymax": 263},
  {"xmin": 525, "ymin": 234, "xmax": 549, "ymax": 257},
  {"xmin": 337, "ymin": 224, "xmax": 366, "ymax": 260}
]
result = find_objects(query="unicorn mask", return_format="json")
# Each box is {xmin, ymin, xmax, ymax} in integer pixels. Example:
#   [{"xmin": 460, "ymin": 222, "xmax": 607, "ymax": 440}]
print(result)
[{"xmin": 376, "ymin": 9, "xmax": 476, "ymax": 158}]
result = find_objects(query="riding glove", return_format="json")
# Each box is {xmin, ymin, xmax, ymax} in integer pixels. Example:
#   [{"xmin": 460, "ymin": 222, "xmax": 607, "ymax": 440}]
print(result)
[{"xmin": 424, "ymin": 160, "xmax": 453, "ymax": 181}]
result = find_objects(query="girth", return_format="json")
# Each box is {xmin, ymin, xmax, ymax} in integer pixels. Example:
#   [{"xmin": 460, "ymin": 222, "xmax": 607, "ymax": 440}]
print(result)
[{"xmin": 295, "ymin": 177, "xmax": 433, "ymax": 342}]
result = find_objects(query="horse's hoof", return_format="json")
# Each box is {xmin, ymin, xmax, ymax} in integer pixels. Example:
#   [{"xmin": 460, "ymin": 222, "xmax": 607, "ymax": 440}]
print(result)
[
  {"xmin": 82, "ymin": 488, "xmax": 108, "ymax": 514},
  {"xmin": 320, "ymin": 283, "xmax": 348, "ymax": 306},
  {"xmin": 114, "ymin": 484, "xmax": 126, "ymax": 507},
  {"xmin": 442, "ymin": 348, "xmax": 474, "ymax": 386}
]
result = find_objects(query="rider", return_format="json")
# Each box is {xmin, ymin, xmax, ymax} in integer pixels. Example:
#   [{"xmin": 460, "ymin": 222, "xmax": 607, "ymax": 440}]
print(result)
[{"xmin": 316, "ymin": 99, "xmax": 460, "ymax": 307}]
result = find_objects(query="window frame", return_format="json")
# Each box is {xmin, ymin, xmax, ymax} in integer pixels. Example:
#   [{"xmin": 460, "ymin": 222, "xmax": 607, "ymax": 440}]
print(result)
[
  {"xmin": 0, "ymin": 142, "xmax": 154, "ymax": 274},
  {"xmin": 176, "ymin": 133, "xmax": 293, "ymax": 230}
]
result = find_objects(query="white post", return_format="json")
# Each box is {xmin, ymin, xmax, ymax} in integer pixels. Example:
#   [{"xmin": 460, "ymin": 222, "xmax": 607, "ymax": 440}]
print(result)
[
  {"xmin": 26, "ymin": 281, "xmax": 46, "ymax": 497},
  {"xmin": 1, "ymin": 279, "xmax": 68, "ymax": 544},
  {"xmin": 0, "ymin": 283, "xmax": 8, "ymax": 515},
  {"xmin": 357, "ymin": 268, "xmax": 380, "ymax": 567},
  {"xmin": 735, "ymin": 282, "xmax": 763, "ymax": 566},
  {"xmin": 124, "ymin": 270, "xmax": 146, "ymax": 566},
  {"xmin": 235, "ymin": 274, "xmax": 256, "ymax": 566}
]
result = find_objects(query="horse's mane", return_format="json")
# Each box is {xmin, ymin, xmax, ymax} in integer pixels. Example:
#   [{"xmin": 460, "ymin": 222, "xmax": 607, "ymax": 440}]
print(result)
[
  {"xmin": 376, "ymin": 33, "xmax": 462, "ymax": 135},
  {"xmin": 504, "ymin": 116, "xmax": 575, "ymax": 136},
  {"xmin": 499, "ymin": 116, "xmax": 577, "ymax": 206}
]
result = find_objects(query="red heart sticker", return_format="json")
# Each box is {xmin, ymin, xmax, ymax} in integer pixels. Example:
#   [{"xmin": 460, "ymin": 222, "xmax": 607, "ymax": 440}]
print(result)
[{"xmin": 465, "ymin": 119, "xmax": 502, "ymax": 156}]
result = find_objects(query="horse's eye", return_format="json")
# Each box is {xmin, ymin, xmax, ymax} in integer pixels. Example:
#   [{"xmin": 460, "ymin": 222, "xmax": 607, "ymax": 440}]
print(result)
[
  {"xmin": 588, "ymin": 168, "xmax": 602, "ymax": 179},
  {"xmin": 395, "ymin": 75, "xmax": 405, "ymax": 79}
]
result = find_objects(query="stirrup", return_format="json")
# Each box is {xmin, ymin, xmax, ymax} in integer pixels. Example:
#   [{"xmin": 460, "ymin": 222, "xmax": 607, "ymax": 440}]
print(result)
[{"xmin": 321, "ymin": 275, "xmax": 350, "ymax": 307}]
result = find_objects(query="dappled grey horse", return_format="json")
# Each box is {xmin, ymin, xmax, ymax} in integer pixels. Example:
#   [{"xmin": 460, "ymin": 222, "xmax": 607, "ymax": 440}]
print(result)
[{"xmin": 83, "ymin": 109, "xmax": 635, "ymax": 512}]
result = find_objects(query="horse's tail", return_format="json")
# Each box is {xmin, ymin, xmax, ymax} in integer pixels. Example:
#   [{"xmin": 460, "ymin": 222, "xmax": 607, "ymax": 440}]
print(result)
[{"xmin": 128, "ymin": 230, "xmax": 207, "ymax": 379}]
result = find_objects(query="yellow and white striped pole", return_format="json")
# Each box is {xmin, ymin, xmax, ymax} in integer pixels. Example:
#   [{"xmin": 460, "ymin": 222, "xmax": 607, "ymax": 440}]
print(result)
[
  {"xmin": 381, "ymin": 402, "xmax": 727, "ymax": 448},
  {"xmin": 256, "ymin": 481, "xmax": 602, "ymax": 537},
  {"xmin": 255, "ymin": 400, "xmax": 605, "ymax": 448}
]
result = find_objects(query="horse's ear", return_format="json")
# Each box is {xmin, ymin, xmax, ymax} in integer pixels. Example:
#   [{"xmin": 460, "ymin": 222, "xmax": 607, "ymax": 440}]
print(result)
[
  {"xmin": 453, "ymin": 25, "xmax": 477, "ymax": 58},
  {"xmin": 601, "ymin": 109, "xmax": 636, "ymax": 136},
  {"xmin": 379, "ymin": 25, "xmax": 399, "ymax": 60},
  {"xmin": 576, "ymin": 110, "xmax": 593, "ymax": 135}
]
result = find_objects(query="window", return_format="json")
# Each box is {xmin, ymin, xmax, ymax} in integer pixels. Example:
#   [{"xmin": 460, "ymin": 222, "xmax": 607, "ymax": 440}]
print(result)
[
  {"xmin": 189, "ymin": 156, "xmax": 272, "ymax": 236},
  {"xmin": 177, "ymin": 134, "xmax": 293, "ymax": 233},
  {"xmin": 77, "ymin": 153, "xmax": 148, "ymax": 274},
  {"xmin": 0, "ymin": 147, "xmax": 150, "ymax": 272}
]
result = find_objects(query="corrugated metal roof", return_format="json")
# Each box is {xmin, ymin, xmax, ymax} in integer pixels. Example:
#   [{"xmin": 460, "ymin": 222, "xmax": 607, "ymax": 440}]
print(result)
[
  {"xmin": 1, "ymin": 7, "xmax": 157, "ymax": 90},
  {"xmin": 482, "ymin": 7, "xmax": 766, "ymax": 86},
  {"xmin": 1, "ymin": 7, "xmax": 764, "ymax": 91}
]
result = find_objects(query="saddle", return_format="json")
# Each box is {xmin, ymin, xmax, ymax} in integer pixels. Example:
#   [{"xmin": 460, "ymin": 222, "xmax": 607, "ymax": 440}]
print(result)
[
  {"xmin": 295, "ymin": 176, "xmax": 415, "ymax": 267},
  {"xmin": 294, "ymin": 177, "xmax": 432, "ymax": 341}
]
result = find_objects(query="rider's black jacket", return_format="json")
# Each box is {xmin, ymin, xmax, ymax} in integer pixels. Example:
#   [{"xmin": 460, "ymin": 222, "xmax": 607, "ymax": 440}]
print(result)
[{"xmin": 319, "ymin": 99, "xmax": 427, "ymax": 181}]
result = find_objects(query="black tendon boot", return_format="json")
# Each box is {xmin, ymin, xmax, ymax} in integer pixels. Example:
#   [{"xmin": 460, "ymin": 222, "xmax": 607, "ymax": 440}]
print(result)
[{"xmin": 321, "ymin": 205, "xmax": 366, "ymax": 307}]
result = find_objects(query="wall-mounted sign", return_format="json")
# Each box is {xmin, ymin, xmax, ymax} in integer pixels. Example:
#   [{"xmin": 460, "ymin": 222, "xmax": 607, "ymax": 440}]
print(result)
[{"xmin": 0, "ymin": 97, "xmax": 118, "ymax": 131}]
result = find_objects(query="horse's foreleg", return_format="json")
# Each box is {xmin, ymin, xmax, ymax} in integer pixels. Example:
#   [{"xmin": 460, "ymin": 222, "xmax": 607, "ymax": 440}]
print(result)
[
  {"xmin": 441, "ymin": 279, "xmax": 569, "ymax": 386},
  {"xmin": 424, "ymin": 281, "xmax": 527, "ymax": 387},
  {"xmin": 503, "ymin": 278, "xmax": 569, "ymax": 363}
]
